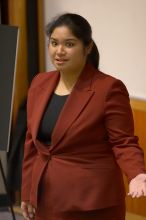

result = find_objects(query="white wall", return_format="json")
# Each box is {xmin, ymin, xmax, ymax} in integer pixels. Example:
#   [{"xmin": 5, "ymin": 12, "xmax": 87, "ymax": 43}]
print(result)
[{"xmin": 43, "ymin": 0, "xmax": 146, "ymax": 100}]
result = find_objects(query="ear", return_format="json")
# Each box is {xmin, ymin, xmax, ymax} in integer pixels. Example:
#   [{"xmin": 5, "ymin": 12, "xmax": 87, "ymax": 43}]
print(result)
[{"xmin": 85, "ymin": 41, "xmax": 93, "ymax": 55}]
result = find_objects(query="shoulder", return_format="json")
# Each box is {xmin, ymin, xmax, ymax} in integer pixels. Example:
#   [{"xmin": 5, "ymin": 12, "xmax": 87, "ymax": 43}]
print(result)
[
  {"xmin": 94, "ymin": 69, "xmax": 123, "ymax": 86},
  {"xmin": 29, "ymin": 70, "xmax": 58, "ymax": 91},
  {"xmin": 93, "ymin": 69, "xmax": 128, "ymax": 96}
]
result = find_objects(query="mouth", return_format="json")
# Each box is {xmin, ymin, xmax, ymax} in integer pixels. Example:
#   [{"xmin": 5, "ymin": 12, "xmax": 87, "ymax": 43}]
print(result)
[{"xmin": 55, "ymin": 58, "xmax": 68, "ymax": 65}]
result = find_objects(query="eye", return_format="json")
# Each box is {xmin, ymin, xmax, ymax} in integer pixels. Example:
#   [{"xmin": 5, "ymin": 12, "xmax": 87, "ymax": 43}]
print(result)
[
  {"xmin": 50, "ymin": 40, "xmax": 58, "ymax": 47},
  {"xmin": 65, "ymin": 42, "xmax": 74, "ymax": 47}
]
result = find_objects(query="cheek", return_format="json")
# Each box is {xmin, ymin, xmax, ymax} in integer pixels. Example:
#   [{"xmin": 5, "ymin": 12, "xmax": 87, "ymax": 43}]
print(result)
[
  {"xmin": 48, "ymin": 48, "xmax": 55, "ymax": 59},
  {"xmin": 73, "ymin": 49, "xmax": 87, "ymax": 60}
]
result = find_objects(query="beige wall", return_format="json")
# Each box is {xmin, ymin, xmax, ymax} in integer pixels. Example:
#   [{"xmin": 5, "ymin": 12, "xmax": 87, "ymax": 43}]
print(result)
[{"xmin": 44, "ymin": 0, "xmax": 146, "ymax": 100}]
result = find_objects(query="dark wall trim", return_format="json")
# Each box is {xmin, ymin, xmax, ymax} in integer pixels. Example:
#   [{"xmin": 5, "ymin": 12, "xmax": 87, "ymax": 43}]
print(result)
[
  {"xmin": 0, "ymin": 0, "xmax": 8, "ymax": 24},
  {"xmin": 26, "ymin": 0, "xmax": 39, "ymax": 83}
]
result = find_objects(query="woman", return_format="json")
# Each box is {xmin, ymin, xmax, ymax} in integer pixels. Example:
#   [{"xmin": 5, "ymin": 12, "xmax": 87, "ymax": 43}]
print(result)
[{"xmin": 21, "ymin": 13, "xmax": 146, "ymax": 220}]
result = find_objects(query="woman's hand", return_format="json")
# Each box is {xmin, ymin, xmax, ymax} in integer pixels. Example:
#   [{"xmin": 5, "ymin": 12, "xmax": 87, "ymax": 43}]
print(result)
[
  {"xmin": 21, "ymin": 201, "xmax": 36, "ymax": 220},
  {"xmin": 128, "ymin": 173, "xmax": 146, "ymax": 198}
]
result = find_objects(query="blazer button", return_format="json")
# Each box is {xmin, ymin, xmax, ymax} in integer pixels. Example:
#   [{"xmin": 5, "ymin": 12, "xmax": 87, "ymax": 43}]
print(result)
[{"xmin": 42, "ymin": 154, "xmax": 51, "ymax": 162}]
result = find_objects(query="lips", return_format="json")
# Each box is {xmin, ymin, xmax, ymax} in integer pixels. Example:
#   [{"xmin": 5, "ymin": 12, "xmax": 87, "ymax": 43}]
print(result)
[
  {"xmin": 56, "ymin": 58, "xmax": 68, "ymax": 61},
  {"xmin": 55, "ymin": 58, "xmax": 68, "ymax": 65}
]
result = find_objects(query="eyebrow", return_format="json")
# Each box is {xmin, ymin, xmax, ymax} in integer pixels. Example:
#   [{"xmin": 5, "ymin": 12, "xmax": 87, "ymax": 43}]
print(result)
[{"xmin": 50, "ymin": 37, "xmax": 77, "ymax": 41}]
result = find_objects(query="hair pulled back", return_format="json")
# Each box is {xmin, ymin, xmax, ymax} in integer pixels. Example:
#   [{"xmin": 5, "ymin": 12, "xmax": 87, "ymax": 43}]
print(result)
[{"xmin": 46, "ymin": 13, "xmax": 99, "ymax": 69}]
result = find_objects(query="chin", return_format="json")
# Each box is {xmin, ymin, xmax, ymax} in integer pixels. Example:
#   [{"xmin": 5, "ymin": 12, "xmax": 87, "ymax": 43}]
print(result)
[{"xmin": 55, "ymin": 65, "xmax": 70, "ymax": 72}]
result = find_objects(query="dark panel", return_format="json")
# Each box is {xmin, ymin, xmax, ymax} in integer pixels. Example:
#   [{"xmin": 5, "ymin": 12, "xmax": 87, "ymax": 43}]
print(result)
[
  {"xmin": 0, "ymin": 25, "xmax": 18, "ymax": 151},
  {"xmin": 0, "ymin": 194, "xmax": 10, "ymax": 207}
]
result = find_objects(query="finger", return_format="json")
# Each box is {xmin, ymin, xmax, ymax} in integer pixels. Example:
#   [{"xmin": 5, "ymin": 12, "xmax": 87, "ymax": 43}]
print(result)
[
  {"xmin": 142, "ymin": 183, "xmax": 146, "ymax": 196},
  {"xmin": 22, "ymin": 211, "xmax": 30, "ymax": 220},
  {"xmin": 28, "ymin": 204, "xmax": 35, "ymax": 219},
  {"xmin": 127, "ymin": 192, "xmax": 134, "ymax": 197},
  {"xmin": 135, "ymin": 192, "xmax": 142, "ymax": 198},
  {"xmin": 28, "ymin": 213, "xmax": 34, "ymax": 219},
  {"xmin": 143, "ymin": 189, "xmax": 146, "ymax": 196},
  {"xmin": 33, "ymin": 207, "xmax": 36, "ymax": 214},
  {"xmin": 21, "ymin": 203, "xmax": 30, "ymax": 219},
  {"xmin": 133, "ymin": 189, "xmax": 144, "ymax": 198},
  {"xmin": 21, "ymin": 202, "xmax": 27, "ymax": 211},
  {"xmin": 135, "ymin": 183, "xmax": 146, "ymax": 197},
  {"xmin": 127, "ymin": 187, "xmax": 135, "ymax": 195},
  {"xmin": 21, "ymin": 202, "xmax": 34, "ymax": 220},
  {"xmin": 137, "ymin": 189, "xmax": 146, "ymax": 198},
  {"xmin": 127, "ymin": 191, "xmax": 133, "ymax": 196},
  {"xmin": 131, "ymin": 191, "xmax": 138, "ymax": 198}
]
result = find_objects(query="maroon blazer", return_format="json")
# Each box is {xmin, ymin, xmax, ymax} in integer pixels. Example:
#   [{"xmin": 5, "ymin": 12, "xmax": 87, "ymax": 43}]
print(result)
[{"xmin": 21, "ymin": 63, "xmax": 145, "ymax": 212}]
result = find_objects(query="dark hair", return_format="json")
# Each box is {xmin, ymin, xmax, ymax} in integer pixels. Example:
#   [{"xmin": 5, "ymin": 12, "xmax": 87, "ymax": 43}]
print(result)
[{"xmin": 46, "ymin": 13, "xmax": 100, "ymax": 69}]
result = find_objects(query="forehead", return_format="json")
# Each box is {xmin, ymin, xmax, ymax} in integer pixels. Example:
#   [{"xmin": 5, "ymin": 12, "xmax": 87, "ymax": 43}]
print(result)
[{"xmin": 50, "ymin": 26, "xmax": 77, "ymax": 40}]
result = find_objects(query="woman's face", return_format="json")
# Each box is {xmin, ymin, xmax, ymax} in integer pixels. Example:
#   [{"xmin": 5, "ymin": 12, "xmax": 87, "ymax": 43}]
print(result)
[{"xmin": 48, "ymin": 26, "xmax": 90, "ymax": 73}]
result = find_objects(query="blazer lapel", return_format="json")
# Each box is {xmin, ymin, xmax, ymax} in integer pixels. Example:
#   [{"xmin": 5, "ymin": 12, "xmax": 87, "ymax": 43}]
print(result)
[
  {"xmin": 32, "ymin": 71, "xmax": 60, "ymax": 139},
  {"xmin": 51, "ymin": 63, "xmax": 95, "ymax": 148}
]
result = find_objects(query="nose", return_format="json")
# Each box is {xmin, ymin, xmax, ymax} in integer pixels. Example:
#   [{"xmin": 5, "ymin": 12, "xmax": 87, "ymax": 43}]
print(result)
[{"xmin": 56, "ymin": 45, "xmax": 66, "ymax": 55}]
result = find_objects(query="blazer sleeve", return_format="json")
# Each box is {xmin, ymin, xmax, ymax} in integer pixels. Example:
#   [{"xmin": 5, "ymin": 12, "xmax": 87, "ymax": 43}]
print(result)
[
  {"xmin": 21, "ymin": 86, "xmax": 37, "ymax": 201},
  {"xmin": 104, "ymin": 79, "xmax": 146, "ymax": 182}
]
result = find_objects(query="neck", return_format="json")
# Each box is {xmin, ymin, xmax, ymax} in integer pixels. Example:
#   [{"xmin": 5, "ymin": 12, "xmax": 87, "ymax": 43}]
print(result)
[{"xmin": 59, "ymin": 63, "xmax": 86, "ymax": 92}]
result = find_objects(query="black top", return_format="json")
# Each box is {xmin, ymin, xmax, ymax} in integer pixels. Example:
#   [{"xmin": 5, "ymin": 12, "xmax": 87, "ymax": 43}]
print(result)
[{"xmin": 38, "ymin": 93, "xmax": 69, "ymax": 145}]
